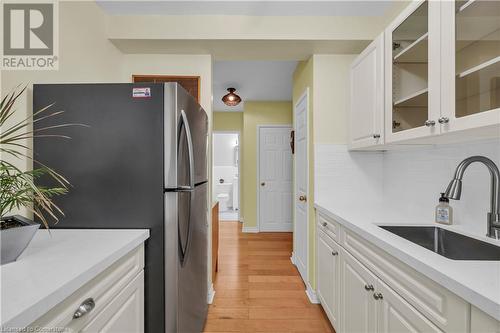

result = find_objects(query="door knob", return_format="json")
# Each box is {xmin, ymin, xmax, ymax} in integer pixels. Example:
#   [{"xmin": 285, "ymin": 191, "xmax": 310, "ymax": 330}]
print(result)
[
  {"xmin": 364, "ymin": 284, "xmax": 374, "ymax": 291},
  {"xmin": 322, "ymin": 222, "xmax": 327, "ymax": 227},
  {"xmin": 373, "ymin": 134, "xmax": 381, "ymax": 139},
  {"xmin": 261, "ymin": 182, "xmax": 265, "ymax": 186},
  {"xmin": 373, "ymin": 292, "xmax": 384, "ymax": 300},
  {"xmin": 438, "ymin": 117, "xmax": 449, "ymax": 124},
  {"xmin": 299, "ymin": 195, "xmax": 307, "ymax": 202},
  {"xmin": 331, "ymin": 251, "xmax": 338, "ymax": 256}
]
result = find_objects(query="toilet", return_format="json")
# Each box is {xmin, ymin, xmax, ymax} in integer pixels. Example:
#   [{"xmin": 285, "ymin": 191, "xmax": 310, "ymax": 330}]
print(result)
[
  {"xmin": 215, "ymin": 182, "xmax": 232, "ymax": 212},
  {"xmin": 217, "ymin": 193, "xmax": 230, "ymax": 211}
]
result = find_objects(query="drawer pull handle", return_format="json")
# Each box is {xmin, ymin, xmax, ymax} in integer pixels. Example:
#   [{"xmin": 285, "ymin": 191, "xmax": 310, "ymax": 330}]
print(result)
[
  {"xmin": 73, "ymin": 298, "xmax": 95, "ymax": 319},
  {"xmin": 322, "ymin": 222, "xmax": 328, "ymax": 227},
  {"xmin": 438, "ymin": 117, "xmax": 449, "ymax": 124},
  {"xmin": 364, "ymin": 284, "xmax": 374, "ymax": 291},
  {"xmin": 424, "ymin": 120, "xmax": 436, "ymax": 127},
  {"xmin": 373, "ymin": 292, "xmax": 383, "ymax": 300},
  {"xmin": 331, "ymin": 251, "xmax": 338, "ymax": 256}
]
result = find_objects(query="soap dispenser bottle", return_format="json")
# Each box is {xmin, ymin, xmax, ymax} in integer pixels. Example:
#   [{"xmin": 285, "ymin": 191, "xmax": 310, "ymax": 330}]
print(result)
[{"xmin": 435, "ymin": 193, "xmax": 453, "ymax": 225}]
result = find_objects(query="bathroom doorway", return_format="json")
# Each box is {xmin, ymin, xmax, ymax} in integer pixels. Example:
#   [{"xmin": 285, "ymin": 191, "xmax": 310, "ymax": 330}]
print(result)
[{"xmin": 212, "ymin": 131, "xmax": 240, "ymax": 221}]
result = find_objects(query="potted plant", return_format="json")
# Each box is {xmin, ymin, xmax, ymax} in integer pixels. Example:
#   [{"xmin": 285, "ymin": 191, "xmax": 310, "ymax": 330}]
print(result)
[{"xmin": 1, "ymin": 87, "xmax": 72, "ymax": 265}]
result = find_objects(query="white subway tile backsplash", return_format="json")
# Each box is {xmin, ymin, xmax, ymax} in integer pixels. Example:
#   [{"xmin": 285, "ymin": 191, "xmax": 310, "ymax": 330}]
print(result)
[{"xmin": 315, "ymin": 139, "xmax": 500, "ymax": 237}]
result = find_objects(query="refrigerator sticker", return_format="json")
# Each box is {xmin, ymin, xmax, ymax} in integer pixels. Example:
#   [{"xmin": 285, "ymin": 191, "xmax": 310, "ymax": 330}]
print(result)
[{"xmin": 132, "ymin": 87, "xmax": 151, "ymax": 98}]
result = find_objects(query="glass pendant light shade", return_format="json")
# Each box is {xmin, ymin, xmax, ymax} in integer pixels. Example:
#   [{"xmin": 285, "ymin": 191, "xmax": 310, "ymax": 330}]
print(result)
[{"xmin": 222, "ymin": 88, "xmax": 242, "ymax": 106}]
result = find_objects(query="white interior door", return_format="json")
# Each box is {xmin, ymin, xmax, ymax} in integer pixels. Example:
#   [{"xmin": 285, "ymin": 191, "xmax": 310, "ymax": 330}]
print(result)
[
  {"xmin": 294, "ymin": 91, "xmax": 308, "ymax": 282},
  {"xmin": 258, "ymin": 126, "xmax": 293, "ymax": 232}
]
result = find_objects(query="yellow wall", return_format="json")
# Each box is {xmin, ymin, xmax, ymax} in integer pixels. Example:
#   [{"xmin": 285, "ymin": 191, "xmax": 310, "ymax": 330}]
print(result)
[
  {"xmin": 213, "ymin": 112, "xmax": 243, "ymax": 132},
  {"xmin": 242, "ymin": 102, "xmax": 292, "ymax": 229},
  {"xmin": 312, "ymin": 55, "xmax": 355, "ymax": 144},
  {"xmin": 1, "ymin": 1, "xmax": 124, "ymax": 173}
]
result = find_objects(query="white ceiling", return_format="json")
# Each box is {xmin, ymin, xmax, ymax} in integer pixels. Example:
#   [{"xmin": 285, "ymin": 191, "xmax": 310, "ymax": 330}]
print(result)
[
  {"xmin": 213, "ymin": 60, "xmax": 297, "ymax": 112},
  {"xmin": 97, "ymin": 1, "xmax": 394, "ymax": 17}
]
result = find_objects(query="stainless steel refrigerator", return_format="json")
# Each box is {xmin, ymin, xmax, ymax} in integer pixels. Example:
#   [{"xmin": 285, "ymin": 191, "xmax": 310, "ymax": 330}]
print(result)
[{"xmin": 33, "ymin": 83, "xmax": 209, "ymax": 333}]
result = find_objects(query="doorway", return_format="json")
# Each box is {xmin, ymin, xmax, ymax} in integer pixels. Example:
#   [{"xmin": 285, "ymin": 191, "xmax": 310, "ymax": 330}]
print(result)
[
  {"xmin": 212, "ymin": 131, "xmax": 240, "ymax": 221},
  {"xmin": 258, "ymin": 125, "xmax": 293, "ymax": 232}
]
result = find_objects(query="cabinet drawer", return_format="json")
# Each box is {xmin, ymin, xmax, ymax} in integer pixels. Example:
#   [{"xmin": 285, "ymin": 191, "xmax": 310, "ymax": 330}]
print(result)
[
  {"xmin": 341, "ymin": 229, "xmax": 469, "ymax": 333},
  {"xmin": 29, "ymin": 244, "xmax": 144, "ymax": 330},
  {"xmin": 317, "ymin": 212, "xmax": 341, "ymax": 242}
]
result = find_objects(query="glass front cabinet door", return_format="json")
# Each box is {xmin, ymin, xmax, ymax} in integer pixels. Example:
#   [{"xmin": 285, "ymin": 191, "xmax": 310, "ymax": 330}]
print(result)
[
  {"xmin": 441, "ymin": 0, "xmax": 500, "ymax": 134},
  {"xmin": 385, "ymin": 0, "xmax": 441, "ymax": 143}
]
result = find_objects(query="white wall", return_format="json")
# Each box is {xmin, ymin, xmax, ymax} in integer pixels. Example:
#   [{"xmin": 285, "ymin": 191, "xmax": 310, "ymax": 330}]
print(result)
[
  {"xmin": 315, "ymin": 139, "xmax": 500, "ymax": 238},
  {"xmin": 213, "ymin": 133, "xmax": 238, "ymax": 166}
]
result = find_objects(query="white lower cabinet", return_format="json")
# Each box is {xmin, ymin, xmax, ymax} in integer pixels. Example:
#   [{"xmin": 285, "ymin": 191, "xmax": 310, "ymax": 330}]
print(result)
[
  {"xmin": 315, "ymin": 211, "xmax": 500, "ymax": 333},
  {"xmin": 81, "ymin": 271, "xmax": 144, "ymax": 332},
  {"xmin": 377, "ymin": 278, "xmax": 442, "ymax": 333},
  {"xmin": 316, "ymin": 230, "xmax": 341, "ymax": 328},
  {"xmin": 29, "ymin": 245, "xmax": 145, "ymax": 333},
  {"xmin": 340, "ymin": 249, "xmax": 377, "ymax": 333}
]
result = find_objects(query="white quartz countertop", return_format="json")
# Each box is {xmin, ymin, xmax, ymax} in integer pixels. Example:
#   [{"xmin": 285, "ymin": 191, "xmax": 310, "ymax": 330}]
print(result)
[
  {"xmin": 0, "ymin": 229, "xmax": 150, "ymax": 329},
  {"xmin": 314, "ymin": 201, "xmax": 500, "ymax": 321}
]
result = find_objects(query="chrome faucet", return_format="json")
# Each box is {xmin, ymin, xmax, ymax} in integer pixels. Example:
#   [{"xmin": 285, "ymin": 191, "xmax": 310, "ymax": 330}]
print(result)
[{"xmin": 444, "ymin": 156, "xmax": 500, "ymax": 239}]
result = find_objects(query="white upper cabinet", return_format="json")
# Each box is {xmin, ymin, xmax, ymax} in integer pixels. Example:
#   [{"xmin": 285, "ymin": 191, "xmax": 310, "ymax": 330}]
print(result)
[
  {"xmin": 384, "ymin": 0, "xmax": 441, "ymax": 143},
  {"xmin": 440, "ymin": 0, "xmax": 500, "ymax": 134},
  {"xmin": 349, "ymin": 34, "xmax": 385, "ymax": 149},
  {"xmin": 349, "ymin": 0, "xmax": 499, "ymax": 149}
]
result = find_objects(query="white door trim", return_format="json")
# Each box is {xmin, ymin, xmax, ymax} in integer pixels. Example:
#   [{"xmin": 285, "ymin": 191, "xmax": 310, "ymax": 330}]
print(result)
[
  {"xmin": 256, "ymin": 124, "xmax": 293, "ymax": 233},
  {"xmin": 212, "ymin": 130, "xmax": 241, "ymax": 222},
  {"xmin": 293, "ymin": 88, "xmax": 310, "ymax": 286}
]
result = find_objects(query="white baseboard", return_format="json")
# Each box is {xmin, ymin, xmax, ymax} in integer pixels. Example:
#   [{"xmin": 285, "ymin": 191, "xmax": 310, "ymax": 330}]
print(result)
[
  {"xmin": 239, "ymin": 217, "xmax": 244, "ymax": 223},
  {"xmin": 305, "ymin": 282, "xmax": 320, "ymax": 304},
  {"xmin": 290, "ymin": 252, "xmax": 297, "ymax": 265},
  {"xmin": 207, "ymin": 283, "xmax": 216, "ymax": 304},
  {"xmin": 242, "ymin": 225, "xmax": 259, "ymax": 233},
  {"xmin": 260, "ymin": 226, "xmax": 293, "ymax": 232}
]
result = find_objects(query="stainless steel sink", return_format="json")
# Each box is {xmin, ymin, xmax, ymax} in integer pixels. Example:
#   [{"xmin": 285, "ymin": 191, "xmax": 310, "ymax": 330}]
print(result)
[{"xmin": 379, "ymin": 226, "xmax": 500, "ymax": 261}]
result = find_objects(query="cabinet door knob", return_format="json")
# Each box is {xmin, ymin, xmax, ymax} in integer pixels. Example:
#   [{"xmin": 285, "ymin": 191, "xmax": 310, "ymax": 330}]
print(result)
[
  {"xmin": 424, "ymin": 120, "xmax": 436, "ymax": 127},
  {"xmin": 73, "ymin": 298, "xmax": 95, "ymax": 319},
  {"xmin": 331, "ymin": 251, "xmax": 338, "ymax": 256},
  {"xmin": 438, "ymin": 117, "xmax": 449, "ymax": 124},
  {"xmin": 322, "ymin": 222, "xmax": 328, "ymax": 227},
  {"xmin": 373, "ymin": 292, "xmax": 383, "ymax": 300},
  {"xmin": 299, "ymin": 195, "xmax": 307, "ymax": 202},
  {"xmin": 364, "ymin": 284, "xmax": 374, "ymax": 291},
  {"xmin": 261, "ymin": 182, "xmax": 265, "ymax": 186},
  {"xmin": 373, "ymin": 134, "xmax": 381, "ymax": 139}
]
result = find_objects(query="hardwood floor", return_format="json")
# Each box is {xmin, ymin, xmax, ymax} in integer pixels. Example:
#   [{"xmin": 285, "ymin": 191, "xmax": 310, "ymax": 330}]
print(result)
[{"xmin": 204, "ymin": 221, "xmax": 335, "ymax": 333}]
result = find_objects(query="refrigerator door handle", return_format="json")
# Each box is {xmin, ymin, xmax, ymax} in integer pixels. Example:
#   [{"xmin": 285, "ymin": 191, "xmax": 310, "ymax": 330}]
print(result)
[
  {"xmin": 178, "ymin": 190, "xmax": 194, "ymax": 266},
  {"xmin": 179, "ymin": 110, "xmax": 195, "ymax": 190}
]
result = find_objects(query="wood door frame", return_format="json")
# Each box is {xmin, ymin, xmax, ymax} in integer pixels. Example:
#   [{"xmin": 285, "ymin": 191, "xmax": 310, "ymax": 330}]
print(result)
[
  {"xmin": 293, "ymin": 89, "xmax": 310, "ymax": 288},
  {"xmin": 132, "ymin": 75, "xmax": 201, "ymax": 102},
  {"xmin": 256, "ymin": 124, "xmax": 293, "ymax": 233},
  {"xmin": 212, "ymin": 130, "xmax": 241, "ymax": 222}
]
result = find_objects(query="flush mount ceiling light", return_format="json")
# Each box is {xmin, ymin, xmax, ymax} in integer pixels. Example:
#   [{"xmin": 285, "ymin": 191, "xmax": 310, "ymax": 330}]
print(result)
[{"xmin": 222, "ymin": 88, "xmax": 242, "ymax": 107}]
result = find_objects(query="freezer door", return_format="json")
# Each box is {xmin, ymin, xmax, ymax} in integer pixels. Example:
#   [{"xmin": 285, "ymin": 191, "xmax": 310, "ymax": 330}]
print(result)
[
  {"xmin": 164, "ymin": 83, "xmax": 208, "ymax": 189},
  {"xmin": 178, "ymin": 182, "xmax": 208, "ymax": 333},
  {"xmin": 164, "ymin": 183, "xmax": 208, "ymax": 333}
]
